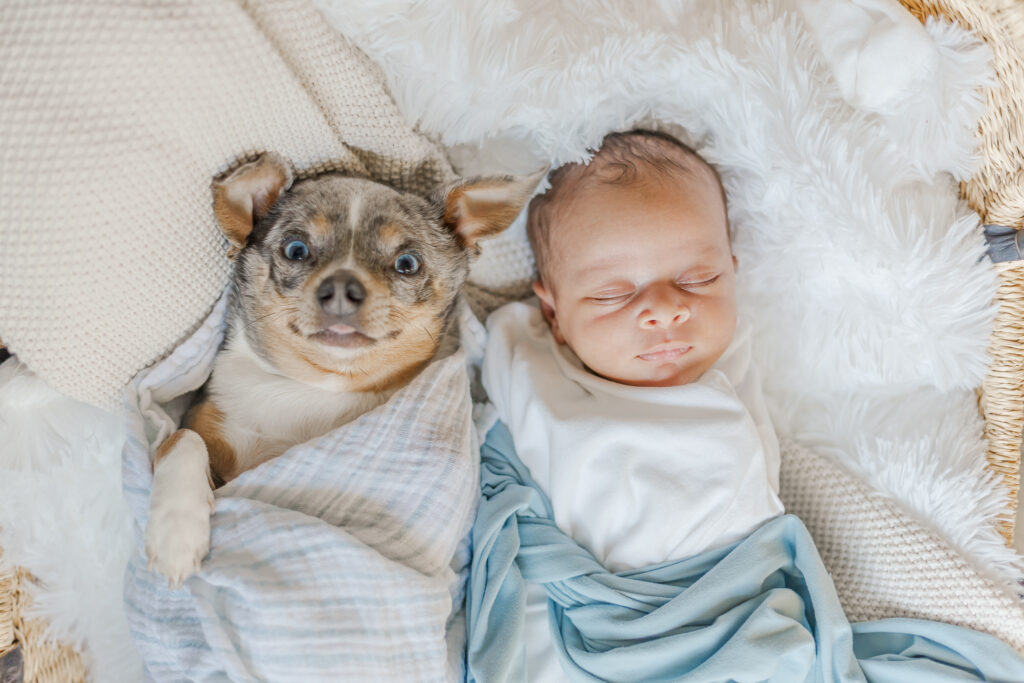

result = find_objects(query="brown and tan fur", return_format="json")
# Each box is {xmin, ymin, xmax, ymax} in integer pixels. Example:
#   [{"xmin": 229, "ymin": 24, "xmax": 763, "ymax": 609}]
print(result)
[{"xmin": 145, "ymin": 153, "xmax": 543, "ymax": 586}]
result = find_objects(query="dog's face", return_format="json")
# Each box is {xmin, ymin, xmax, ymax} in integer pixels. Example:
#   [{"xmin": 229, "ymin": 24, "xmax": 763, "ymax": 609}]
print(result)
[{"xmin": 212, "ymin": 153, "xmax": 542, "ymax": 393}]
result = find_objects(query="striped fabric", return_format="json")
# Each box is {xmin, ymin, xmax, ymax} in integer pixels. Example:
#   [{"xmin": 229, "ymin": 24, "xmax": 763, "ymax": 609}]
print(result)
[{"xmin": 120, "ymin": 293, "xmax": 479, "ymax": 682}]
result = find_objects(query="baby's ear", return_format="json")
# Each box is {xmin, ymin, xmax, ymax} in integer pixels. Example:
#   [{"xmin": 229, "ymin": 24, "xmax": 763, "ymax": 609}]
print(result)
[
  {"xmin": 532, "ymin": 280, "xmax": 565, "ymax": 344},
  {"xmin": 434, "ymin": 168, "xmax": 547, "ymax": 253},
  {"xmin": 211, "ymin": 153, "xmax": 293, "ymax": 259}
]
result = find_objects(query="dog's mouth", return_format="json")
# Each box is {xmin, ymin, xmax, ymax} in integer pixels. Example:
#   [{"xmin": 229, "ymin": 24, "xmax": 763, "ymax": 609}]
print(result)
[{"xmin": 309, "ymin": 323, "xmax": 376, "ymax": 349}]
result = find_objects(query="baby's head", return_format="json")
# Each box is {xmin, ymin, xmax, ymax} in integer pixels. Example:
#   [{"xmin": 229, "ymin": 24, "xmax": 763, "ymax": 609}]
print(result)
[{"xmin": 527, "ymin": 130, "xmax": 736, "ymax": 387}]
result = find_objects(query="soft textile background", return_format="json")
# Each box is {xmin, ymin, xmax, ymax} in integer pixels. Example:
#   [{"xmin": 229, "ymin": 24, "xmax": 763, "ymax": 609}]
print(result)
[{"xmin": 2, "ymin": 0, "xmax": 1024, "ymax": 678}]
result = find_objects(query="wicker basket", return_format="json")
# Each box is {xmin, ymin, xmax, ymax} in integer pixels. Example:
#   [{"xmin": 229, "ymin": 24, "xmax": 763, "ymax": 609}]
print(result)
[
  {"xmin": 1, "ymin": 0, "xmax": 1022, "ymax": 680},
  {"xmin": 899, "ymin": 0, "xmax": 1024, "ymax": 541},
  {"xmin": 0, "ymin": 560, "xmax": 85, "ymax": 682}
]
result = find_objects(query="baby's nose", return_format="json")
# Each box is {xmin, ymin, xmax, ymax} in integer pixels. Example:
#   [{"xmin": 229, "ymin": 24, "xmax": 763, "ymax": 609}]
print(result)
[
  {"xmin": 641, "ymin": 308, "xmax": 689, "ymax": 329},
  {"xmin": 639, "ymin": 289, "xmax": 690, "ymax": 329}
]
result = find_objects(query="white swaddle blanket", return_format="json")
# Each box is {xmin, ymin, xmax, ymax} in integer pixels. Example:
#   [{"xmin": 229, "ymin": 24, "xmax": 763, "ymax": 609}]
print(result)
[
  {"xmin": 121, "ymin": 294, "xmax": 481, "ymax": 682},
  {"xmin": 482, "ymin": 300, "xmax": 784, "ymax": 572}
]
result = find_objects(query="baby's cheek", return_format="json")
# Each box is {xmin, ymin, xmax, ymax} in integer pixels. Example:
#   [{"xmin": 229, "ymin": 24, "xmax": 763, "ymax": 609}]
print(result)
[
  {"xmin": 581, "ymin": 317, "xmax": 634, "ymax": 369},
  {"xmin": 707, "ymin": 301, "xmax": 738, "ymax": 357}
]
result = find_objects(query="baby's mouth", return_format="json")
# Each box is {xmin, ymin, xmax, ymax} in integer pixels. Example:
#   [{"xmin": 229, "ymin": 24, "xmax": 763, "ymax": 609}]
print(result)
[
  {"xmin": 637, "ymin": 343, "xmax": 691, "ymax": 362},
  {"xmin": 310, "ymin": 322, "xmax": 376, "ymax": 349}
]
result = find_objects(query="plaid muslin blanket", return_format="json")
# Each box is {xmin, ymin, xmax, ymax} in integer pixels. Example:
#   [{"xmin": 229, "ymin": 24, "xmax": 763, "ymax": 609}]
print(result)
[{"xmin": 121, "ymin": 293, "xmax": 479, "ymax": 682}]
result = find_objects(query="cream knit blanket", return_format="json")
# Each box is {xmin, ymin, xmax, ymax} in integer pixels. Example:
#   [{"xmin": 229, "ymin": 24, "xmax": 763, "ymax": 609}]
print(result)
[{"xmin": 0, "ymin": 0, "xmax": 454, "ymax": 410}]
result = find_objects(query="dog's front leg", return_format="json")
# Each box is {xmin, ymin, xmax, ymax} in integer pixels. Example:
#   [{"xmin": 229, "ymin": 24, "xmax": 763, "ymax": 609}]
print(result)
[{"xmin": 145, "ymin": 429, "xmax": 215, "ymax": 588}]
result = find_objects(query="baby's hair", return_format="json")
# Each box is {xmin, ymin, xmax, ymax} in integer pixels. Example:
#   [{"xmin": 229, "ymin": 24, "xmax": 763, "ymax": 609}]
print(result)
[{"xmin": 527, "ymin": 129, "xmax": 729, "ymax": 284}]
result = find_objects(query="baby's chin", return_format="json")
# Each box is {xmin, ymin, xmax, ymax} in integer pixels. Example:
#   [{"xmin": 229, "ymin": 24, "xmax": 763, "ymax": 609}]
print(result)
[
  {"xmin": 630, "ymin": 366, "xmax": 706, "ymax": 387},
  {"xmin": 591, "ymin": 357, "xmax": 711, "ymax": 388}
]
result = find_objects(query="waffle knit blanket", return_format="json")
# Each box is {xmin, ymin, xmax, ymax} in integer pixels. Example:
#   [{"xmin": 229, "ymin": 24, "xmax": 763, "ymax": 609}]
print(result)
[
  {"xmin": 0, "ymin": 0, "xmax": 454, "ymax": 410},
  {"xmin": 466, "ymin": 421, "xmax": 1024, "ymax": 682},
  {"xmin": 120, "ymin": 295, "xmax": 479, "ymax": 682}
]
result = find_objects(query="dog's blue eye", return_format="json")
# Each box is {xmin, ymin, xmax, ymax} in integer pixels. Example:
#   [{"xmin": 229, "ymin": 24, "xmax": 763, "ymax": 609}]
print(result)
[
  {"xmin": 283, "ymin": 240, "xmax": 309, "ymax": 261},
  {"xmin": 394, "ymin": 253, "xmax": 420, "ymax": 275}
]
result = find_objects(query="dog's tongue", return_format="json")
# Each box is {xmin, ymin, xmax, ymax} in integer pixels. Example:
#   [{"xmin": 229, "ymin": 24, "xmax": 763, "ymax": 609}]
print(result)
[{"xmin": 328, "ymin": 323, "xmax": 356, "ymax": 335}]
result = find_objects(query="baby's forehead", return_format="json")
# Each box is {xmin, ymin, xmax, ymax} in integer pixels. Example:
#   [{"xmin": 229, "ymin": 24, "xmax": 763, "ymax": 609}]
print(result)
[
  {"xmin": 550, "ymin": 139, "xmax": 726, "ymax": 226},
  {"xmin": 542, "ymin": 169, "xmax": 730, "ymax": 281},
  {"xmin": 528, "ymin": 132, "xmax": 730, "ymax": 286},
  {"xmin": 547, "ymin": 165, "xmax": 724, "ymax": 239}
]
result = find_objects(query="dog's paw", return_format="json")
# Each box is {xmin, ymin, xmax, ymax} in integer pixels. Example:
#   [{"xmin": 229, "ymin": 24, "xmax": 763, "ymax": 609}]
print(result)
[{"xmin": 144, "ymin": 430, "xmax": 214, "ymax": 589}]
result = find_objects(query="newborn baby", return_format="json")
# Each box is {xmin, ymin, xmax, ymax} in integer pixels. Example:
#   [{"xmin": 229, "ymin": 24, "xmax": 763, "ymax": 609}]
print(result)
[{"xmin": 480, "ymin": 130, "xmax": 785, "ymax": 681}]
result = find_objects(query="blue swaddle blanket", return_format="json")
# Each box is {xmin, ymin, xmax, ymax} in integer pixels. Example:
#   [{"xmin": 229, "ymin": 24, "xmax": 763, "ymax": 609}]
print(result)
[{"xmin": 467, "ymin": 421, "xmax": 1024, "ymax": 682}]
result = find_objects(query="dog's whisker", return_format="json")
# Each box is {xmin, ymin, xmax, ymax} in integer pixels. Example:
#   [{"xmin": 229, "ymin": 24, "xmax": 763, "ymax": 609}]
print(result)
[
  {"xmin": 243, "ymin": 309, "xmax": 284, "ymax": 329},
  {"xmin": 241, "ymin": 307, "xmax": 298, "ymax": 334}
]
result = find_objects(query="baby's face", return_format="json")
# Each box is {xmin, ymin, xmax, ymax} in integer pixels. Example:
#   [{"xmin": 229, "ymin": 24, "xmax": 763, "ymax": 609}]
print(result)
[{"xmin": 534, "ymin": 173, "xmax": 736, "ymax": 387}]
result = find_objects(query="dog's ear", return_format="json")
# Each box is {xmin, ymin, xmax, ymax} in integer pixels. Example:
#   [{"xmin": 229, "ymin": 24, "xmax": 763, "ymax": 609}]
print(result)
[
  {"xmin": 435, "ymin": 168, "xmax": 547, "ymax": 253},
  {"xmin": 212, "ymin": 153, "xmax": 293, "ymax": 258}
]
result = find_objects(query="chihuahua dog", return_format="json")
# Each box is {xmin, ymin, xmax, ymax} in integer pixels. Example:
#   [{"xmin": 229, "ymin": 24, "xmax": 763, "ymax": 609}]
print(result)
[{"xmin": 145, "ymin": 153, "xmax": 542, "ymax": 586}]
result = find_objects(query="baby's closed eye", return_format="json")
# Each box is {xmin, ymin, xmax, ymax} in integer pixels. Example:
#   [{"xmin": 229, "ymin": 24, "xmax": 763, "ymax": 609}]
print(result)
[
  {"xmin": 677, "ymin": 274, "xmax": 720, "ymax": 288},
  {"xmin": 588, "ymin": 288, "xmax": 635, "ymax": 304},
  {"xmin": 588, "ymin": 295, "xmax": 632, "ymax": 305}
]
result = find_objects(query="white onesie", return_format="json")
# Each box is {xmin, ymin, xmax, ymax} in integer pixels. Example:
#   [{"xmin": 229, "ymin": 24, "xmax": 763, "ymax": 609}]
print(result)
[{"xmin": 481, "ymin": 300, "xmax": 784, "ymax": 681}]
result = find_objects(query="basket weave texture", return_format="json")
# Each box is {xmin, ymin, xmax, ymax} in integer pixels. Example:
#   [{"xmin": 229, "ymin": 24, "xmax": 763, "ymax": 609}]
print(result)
[
  {"xmin": 0, "ymin": 561, "xmax": 85, "ymax": 682},
  {"xmin": 900, "ymin": 0, "xmax": 1024, "ymax": 541},
  {"xmin": 1, "ymin": 0, "xmax": 1022, "ymax": 680}
]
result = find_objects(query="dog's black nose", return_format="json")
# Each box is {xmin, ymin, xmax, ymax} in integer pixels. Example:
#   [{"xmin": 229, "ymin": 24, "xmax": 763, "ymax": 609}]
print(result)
[{"xmin": 317, "ymin": 272, "xmax": 366, "ymax": 318}]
